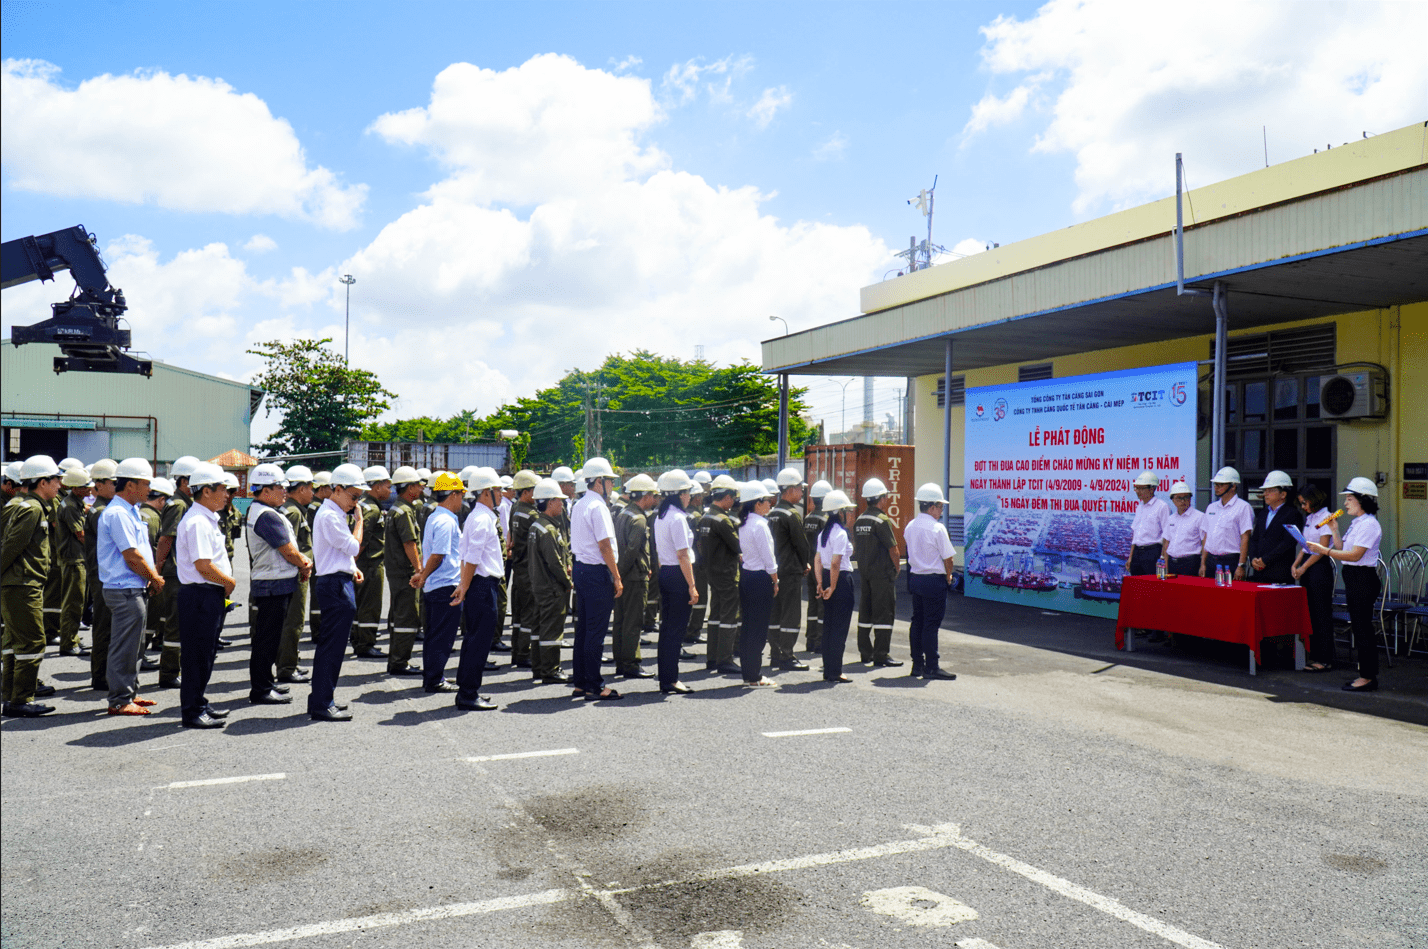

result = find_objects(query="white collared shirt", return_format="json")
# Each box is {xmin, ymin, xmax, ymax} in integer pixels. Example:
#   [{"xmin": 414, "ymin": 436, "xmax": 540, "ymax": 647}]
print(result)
[
  {"xmin": 1341, "ymin": 512, "xmax": 1382, "ymax": 566},
  {"xmin": 459, "ymin": 502, "xmax": 504, "ymax": 577},
  {"xmin": 904, "ymin": 512, "xmax": 956, "ymax": 574},
  {"xmin": 1305, "ymin": 507, "xmax": 1334, "ymax": 546},
  {"xmin": 1202, "ymin": 494, "xmax": 1254, "ymax": 556},
  {"xmin": 656, "ymin": 505, "xmax": 695, "ymax": 567},
  {"xmin": 1162, "ymin": 507, "xmax": 1207, "ymax": 559},
  {"xmin": 175, "ymin": 501, "xmax": 229, "ymax": 586},
  {"xmin": 738, "ymin": 511, "xmax": 777, "ymax": 575},
  {"xmin": 570, "ymin": 491, "xmax": 617, "ymax": 566},
  {"xmin": 498, "ymin": 496, "xmax": 512, "ymax": 535},
  {"xmin": 1131, "ymin": 497, "xmax": 1169, "ymax": 547},
  {"xmin": 312, "ymin": 497, "xmax": 359, "ymax": 576},
  {"xmin": 817, "ymin": 522, "xmax": 851, "ymax": 570}
]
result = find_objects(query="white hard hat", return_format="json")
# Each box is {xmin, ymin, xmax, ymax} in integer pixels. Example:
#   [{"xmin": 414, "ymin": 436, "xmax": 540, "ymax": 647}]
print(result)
[
  {"xmin": 20, "ymin": 455, "xmax": 61, "ymax": 480},
  {"xmin": 286, "ymin": 464, "xmax": 315, "ymax": 484},
  {"xmin": 861, "ymin": 477, "xmax": 888, "ymax": 499},
  {"xmin": 169, "ymin": 456, "xmax": 201, "ymax": 479},
  {"xmin": 822, "ymin": 489, "xmax": 856, "ymax": 513},
  {"xmin": 1341, "ymin": 476, "xmax": 1379, "ymax": 498},
  {"xmin": 914, "ymin": 483, "xmax": 946, "ymax": 504},
  {"xmin": 416, "ymin": 467, "xmax": 433, "ymax": 483},
  {"xmin": 500, "ymin": 475, "xmax": 513, "ymax": 488},
  {"xmin": 551, "ymin": 466, "xmax": 576, "ymax": 483},
  {"xmin": 362, "ymin": 465, "xmax": 392, "ymax": 484},
  {"xmin": 1169, "ymin": 481, "xmax": 1192, "ymax": 496},
  {"xmin": 740, "ymin": 481, "xmax": 772, "ymax": 504},
  {"xmin": 330, "ymin": 463, "xmax": 368, "ymax": 488},
  {"xmin": 58, "ymin": 457, "xmax": 84, "ymax": 472},
  {"xmin": 710, "ymin": 474, "xmax": 740, "ymax": 493},
  {"xmin": 89, "ymin": 459, "xmax": 119, "ymax": 481},
  {"xmin": 582, "ymin": 457, "xmax": 616, "ymax": 479},
  {"xmin": 313, "ymin": 471, "xmax": 333, "ymax": 487},
  {"xmin": 775, "ymin": 467, "xmax": 804, "ymax": 488},
  {"xmin": 466, "ymin": 466, "xmax": 502, "ymax": 493},
  {"xmin": 809, "ymin": 479, "xmax": 832, "ymax": 500},
  {"xmin": 625, "ymin": 473, "xmax": 659, "ymax": 494},
  {"xmin": 390, "ymin": 465, "xmax": 421, "ymax": 485},
  {"xmin": 688, "ymin": 481, "xmax": 704, "ymax": 496},
  {"xmin": 1259, "ymin": 470, "xmax": 1293, "ymax": 491},
  {"xmin": 3, "ymin": 461, "xmax": 23, "ymax": 483},
  {"xmin": 761, "ymin": 478, "xmax": 778, "ymax": 495},
  {"xmin": 657, "ymin": 469, "xmax": 693, "ymax": 493},
  {"xmin": 250, "ymin": 463, "xmax": 288, "ymax": 488},
  {"xmin": 150, "ymin": 477, "xmax": 175, "ymax": 497},
  {"xmin": 1133, "ymin": 471, "xmax": 1159, "ymax": 488},
  {"xmin": 533, "ymin": 477, "xmax": 563, "ymax": 500},
  {"xmin": 62, "ymin": 467, "xmax": 93, "ymax": 487},
  {"xmin": 222, "ymin": 473, "xmax": 241, "ymax": 490},
  {"xmin": 574, "ymin": 478, "xmax": 588, "ymax": 493},
  {"xmin": 1211, "ymin": 466, "xmax": 1241, "ymax": 484},
  {"xmin": 692, "ymin": 470, "xmax": 713, "ymax": 485},
  {"xmin": 189, "ymin": 463, "xmax": 227, "ymax": 488},
  {"xmin": 457, "ymin": 465, "xmax": 479, "ymax": 483},
  {"xmin": 115, "ymin": 457, "xmax": 155, "ymax": 480}
]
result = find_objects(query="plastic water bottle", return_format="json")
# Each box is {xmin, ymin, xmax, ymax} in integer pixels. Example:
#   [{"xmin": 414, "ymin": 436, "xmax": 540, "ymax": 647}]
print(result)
[
  {"xmin": 1156, "ymin": 556, "xmax": 1167, "ymax": 581},
  {"xmin": 1217, "ymin": 564, "xmax": 1227, "ymax": 587}
]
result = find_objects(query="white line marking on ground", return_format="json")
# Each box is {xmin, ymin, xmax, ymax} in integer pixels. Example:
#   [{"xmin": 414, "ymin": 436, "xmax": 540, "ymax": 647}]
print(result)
[
  {"xmin": 691, "ymin": 932, "xmax": 744, "ymax": 948},
  {"xmin": 761, "ymin": 727, "xmax": 851, "ymax": 738},
  {"xmin": 956, "ymin": 940, "xmax": 1004, "ymax": 949},
  {"xmin": 463, "ymin": 748, "xmax": 578, "ymax": 763},
  {"xmin": 164, "ymin": 773, "xmax": 286, "ymax": 789},
  {"xmin": 861, "ymin": 886, "xmax": 978, "ymax": 927}
]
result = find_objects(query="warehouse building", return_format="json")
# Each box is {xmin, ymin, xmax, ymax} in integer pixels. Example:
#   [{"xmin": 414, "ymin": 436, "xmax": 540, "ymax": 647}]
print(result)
[
  {"xmin": 1, "ymin": 339, "xmax": 264, "ymax": 469},
  {"xmin": 763, "ymin": 121, "xmax": 1426, "ymax": 558}
]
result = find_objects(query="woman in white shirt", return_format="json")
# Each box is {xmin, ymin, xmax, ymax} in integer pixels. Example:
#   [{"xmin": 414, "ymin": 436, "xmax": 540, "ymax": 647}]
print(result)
[
  {"xmin": 736, "ymin": 482, "xmax": 778, "ymax": 687},
  {"xmin": 1291, "ymin": 483, "xmax": 1336, "ymax": 673},
  {"xmin": 815, "ymin": 490, "xmax": 857, "ymax": 683},
  {"xmin": 654, "ymin": 470, "xmax": 699, "ymax": 694},
  {"xmin": 1307, "ymin": 477, "xmax": 1383, "ymax": 692}
]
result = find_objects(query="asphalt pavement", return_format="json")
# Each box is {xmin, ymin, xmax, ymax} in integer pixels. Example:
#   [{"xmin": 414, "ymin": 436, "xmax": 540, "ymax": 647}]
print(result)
[{"xmin": 3, "ymin": 538, "xmax": 1426, "ymax": 949}]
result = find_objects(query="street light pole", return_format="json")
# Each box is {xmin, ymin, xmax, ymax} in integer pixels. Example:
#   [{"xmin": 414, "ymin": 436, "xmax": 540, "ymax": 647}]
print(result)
[
  {"xmin": 768, "ymin": 315, "xmax": 789, "ymax": 336},
  {"xmin": 838, "ymin": 377, "xmax": 855, "ymax": 440},
  {"xmin": 340, "ymin": 274, "xmax": 356, "ymax": 363}
]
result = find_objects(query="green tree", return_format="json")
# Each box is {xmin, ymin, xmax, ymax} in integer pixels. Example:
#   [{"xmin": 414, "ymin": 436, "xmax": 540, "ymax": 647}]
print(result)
[{"xmin": 248, "ymin": 338, "xmax": 397, "ymax": 457}]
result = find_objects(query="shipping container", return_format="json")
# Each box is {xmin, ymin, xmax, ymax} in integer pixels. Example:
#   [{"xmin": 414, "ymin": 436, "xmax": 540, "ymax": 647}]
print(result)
[
  {"xmin": 804, "ymin": 444, "xmax": 916, "ymax": 535},
  {"xmin": 346, "ymin": 441, "xmax": 509, "ymax": 473}
]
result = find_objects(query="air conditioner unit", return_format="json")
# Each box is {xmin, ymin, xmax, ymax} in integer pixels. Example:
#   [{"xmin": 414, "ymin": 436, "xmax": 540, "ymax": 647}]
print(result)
[{"xmin": 1321, "ymin": 369, "xmax": 1387, "ymax": 420}]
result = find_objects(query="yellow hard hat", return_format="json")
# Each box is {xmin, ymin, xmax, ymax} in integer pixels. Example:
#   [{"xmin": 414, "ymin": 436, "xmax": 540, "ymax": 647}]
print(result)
[{"xmin": 432, "ymin": 471, "xmax": 465, "ymax": 492}]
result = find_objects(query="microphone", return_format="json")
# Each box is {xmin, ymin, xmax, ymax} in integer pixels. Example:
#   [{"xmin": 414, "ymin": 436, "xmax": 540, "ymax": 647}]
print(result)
[{"xmin": 1316, "ymin": 509, "xmax": 1344, "ymax": 528}]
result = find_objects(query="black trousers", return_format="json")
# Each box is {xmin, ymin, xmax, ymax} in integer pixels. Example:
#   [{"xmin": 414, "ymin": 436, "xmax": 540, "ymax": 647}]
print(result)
[
  {"xmin": 1167, "ymin": 554, "xmax": 1200, "ymax": 577},
  {"xmin": 423, "ymin": 585, "xmax": 461, "ymax": 690},
  {"xmin": 310, "ymin": 574, "xmax": 354, "ymax": 714},
  {"xmin": 250, "ymin": 592, "xmax": 292, "ymax": 699},
  {"xmin": 738, "ymin": 571, "xmax": 774, "ymax": 683},
  {"xmin": 177, "ymin": 583, "xmax": 225, "ymax": 721},
  {"xmin": 821, "ymin": 568, "xmax": 855, "ymax": 681},
  {"xmin": 1342, "ymin": 565, "xmax": 1380, "ymax": 680},
  {"xmin": 1204, "ymin": 552, "xmax": 1240, "ymax": 578},
  {"xmin": 1300, "ymin": 558, "xmax": 1335, "ymax": 665},
  {"xmin": 456, "ymin": 575, "xmax": 500, "ymax": 702},
  {"xmin": 907, "ymin": 573, "xmax": 949, "ymax": 670},
  {"xmin": 658, "ymin": 566, "xmax": 693, "ymax": 689},
  {"xmin": 1128, "ymin": 544, "xmax": 1159, "ymax": 576}
]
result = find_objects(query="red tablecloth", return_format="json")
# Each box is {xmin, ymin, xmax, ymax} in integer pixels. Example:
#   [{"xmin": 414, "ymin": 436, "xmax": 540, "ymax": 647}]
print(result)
[{"xmin": 1115, "ymin": 575, "xmax": 1311, "ymax": 665}]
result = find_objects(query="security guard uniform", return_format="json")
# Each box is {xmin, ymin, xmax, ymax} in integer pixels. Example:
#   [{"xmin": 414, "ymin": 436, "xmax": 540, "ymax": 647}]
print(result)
[
  {"xmin": 642, "ymin": 524, "xmax": 660, "ymax": 633},
  {"xmin": 41, "ymin": 495, "xmax": 62, "ymax": 644},
  {"xmin": 155, "ymin": 489, "xmax": 193, "ymax": 682},
  {"xmin": 507, "ymin": 498, "xmax": 536, "ymax": 666},
  {"xmin": 383, "ymin": 495, "xmax": 422, "ymax": 673},
  {"xmin": 220, "ymin": 500, "xmax": 242, "ymax": 562},
  {"xmin": 699, "ymin": 505, "xmax": 741, "ymax": 669},
  {"xmin": 85, "ymin": 494, "xmax": 112, "ymax": 687},
  {"xmin": 351, "ymin": 492, "xmax": 386, "ymax": 656},
  {"xmin": 611, "ymin": 501, "xmax": 652, "ymax": 675},
  {"xmin": 278, "ymin": 497, "xmax": 313, "ymax": 680},
  {"xmin": 528, "ymin": 508, "xmax": 571, "ymax": 679},
  {"xmin": 56, "ymin": 490, "xmax": 89, "ymax": 655},
  {"xmin": 854, "ymin": 503, "xmax": 899, "ymax": 664},
  {"xmin": 2, "ymin": 493, "xmax": 51, "ymax": 708},
  {"xmin": 767, "ymin": 496, "xmax": 810, "ymax": 666},
  {"xmin": 802, "ymin": 505, "xmax": 827, "ymax": 652},
  {"xmin": 683, "ymin": 501, "xmax": 708, "ymax": 644}
]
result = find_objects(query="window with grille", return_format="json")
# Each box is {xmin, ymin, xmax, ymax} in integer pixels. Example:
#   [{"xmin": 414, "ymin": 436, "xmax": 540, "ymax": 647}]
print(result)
[
  {"xmin": 935, "ymin": 375, "xmax": 966, "ymax": 408},
  {"xmin": 1019, "ymin": 362, "xmax": 1054, "ymax": 382},
  {"xmin": 1211, "ymin": 323, "xmax": 1336, "ymax": 379}
]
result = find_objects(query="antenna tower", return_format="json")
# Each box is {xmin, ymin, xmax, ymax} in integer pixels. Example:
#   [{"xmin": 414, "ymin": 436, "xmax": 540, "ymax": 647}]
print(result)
[{"xmin": 898, "ymin": 175, "xmax": 946, "ymax": 272}]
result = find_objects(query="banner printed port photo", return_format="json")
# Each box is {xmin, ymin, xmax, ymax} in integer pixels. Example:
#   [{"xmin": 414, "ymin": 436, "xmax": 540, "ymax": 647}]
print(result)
[{"xmin": 963, "ymin": 361, "xmax": 1198, "ymax": 619}]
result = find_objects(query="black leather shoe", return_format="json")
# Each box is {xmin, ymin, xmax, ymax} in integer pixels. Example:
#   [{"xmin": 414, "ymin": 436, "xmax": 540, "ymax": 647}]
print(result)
[
  {"xmin": 639, "ymin": 637, "xmax": 656, "ymax": 646},
  {"xmin": 388, "ymin": 665, "xmax": 424, "ymax": 677},
  {"xmin": 777, "ymin": 659, "xmax": 810, "ymax": 672},
  {"xmin": 716, "ymin": 662, "xmax": 742, "ymax": 675},
  {"xmin": 484, "ymin": 661, "xmax": 501, "ymax": 671},
  {"xmin": 424, "ymin": 681, "xmax": 459, "ymax": 693},
  {"xmin": 60, "ymin": 647, "xmax": 92, "ymax": 658},
  {"xmin": 489, "ymin": 641, "xmax": 512, "ymax": 652},
  {"xmin": 661, "ymin": 682, "xmax": 694, "ymax": 694},
  {"xmin": 911, "ymin": 663, "xmax": 925, "ymax": 678},
  {"xmin": 277, "ymin": 670, "xmax": 310, "ymax": 683},
  {"xmin": 140, "ymin": 657, "xmax": 161, "ymax": 671},
  {"xmin": 309, "ymin": 705, "xmax": 353, "ymax": 722},
  {"xmin": 456, "ymin": 696, "xmax": 498, "ymax": 711},
  {"xmin": 680, "ymin": 650, "xmax": 698, "ymax": 660},
  {"xmin": 91, "ymin": 680, "xmax": 110, "ymax": 692},
  {"xmin": 924, "ymin": 668, "xmax": 957, "ymax": 680},
  {"xmin": 334, "ymin": 701, "xmax": 349, "ymax": 711},
  {"xmin": 541, "ymin": 673, "xmax": 572, "ymax": 684},
  {"xmin": 1342, "ymin": 679, "xmax": 1379, "ymax": 692},
  {"xmin": 203, "ymin": 706, "xmax": 230, "ymax": 719},
  {"xmin": 619, "ymin": 668, "xmax": 655, "ymax": 679},
  {"xmin": 34, "ymin": 683, "xmax": 57, "ymax": 698},
  {"xmin": 271, "ymin": 683, "xmax": 291, "ymax": 694},
  {"xmin": 216, "ymin": 637, "xmax": 232, "ymax": 649},
  {"xmin": 511, "ymin": 659, "xmax": 533, "ymax": 669},
  {"xmin": 3, "ymin": 702, "xmax": 56, "ymax": 717},
  {"xmin": 874, "ymin": 658, "xmax": 905, "ymax": 668},
  {"xmin": 158, "ymin": 676, "xmax": 181, "ymax": 689},
  {"xmin": 250, "ymin": 690, "xmax": 293, "ymax": 705},
  {"xmin": 182, "ymin": 712, "xmax": 224, "ymax": 729},
  {"xmin": 354, "ymin": 647, "xmax": 387, "ymax": 658}
]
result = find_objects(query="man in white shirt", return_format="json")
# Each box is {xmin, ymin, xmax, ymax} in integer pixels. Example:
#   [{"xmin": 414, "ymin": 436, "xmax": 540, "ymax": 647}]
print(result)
[
  {"xmin": 174, "ymin": 464, "xmax": 235, "ymax": 729},
  {"xmin": 902, "ymin": 484, "xmax": 957, "ymax": 681},
  {"xmin": 568, "ymin": 457, "xmax": 624, "ymax": 701},
  {"xmin": 1125, "ymin": 471, "xmax": 1169, "ymax": 579},
  {"xmin": 1160, "ymin": 482, "xmax": 1206, "ymax": 578},
  {"xmin": 1200, "ymin": 467, "xmax": 1254, "ymax": 581},
  {"xmin": 309, "ymin": 463, "xmax": 367, "ymax": 722},
  {"xmin": 450, "ymin": 468, "xmax": 504, "ymax": 711}
]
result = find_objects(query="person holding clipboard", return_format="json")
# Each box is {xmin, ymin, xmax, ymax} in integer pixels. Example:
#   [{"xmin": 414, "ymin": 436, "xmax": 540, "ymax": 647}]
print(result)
[
  {"xmin": 1291, "ymin": 485, "xmax": 1336, "ymax": 673},
  {"xmin": 1306, "ymin": 477, "xmax": 1383, "ymax": 692}
]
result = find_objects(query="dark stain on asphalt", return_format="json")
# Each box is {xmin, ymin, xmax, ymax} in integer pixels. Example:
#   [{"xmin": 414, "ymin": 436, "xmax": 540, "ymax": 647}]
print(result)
[
  {"xmin": 211, "ymin": 846, "xmax": 328, "ymax": 886},
  {"xmin": 1324, "ymin": 852, "xmax": 1388, "ymax": 874},
  {"xmin": 616, "ymin": 874, "xmax": 800, "ymax": 942},
  {"xmin": 522, "ymin": 783, "xmax": 646, "ymax": 843}
]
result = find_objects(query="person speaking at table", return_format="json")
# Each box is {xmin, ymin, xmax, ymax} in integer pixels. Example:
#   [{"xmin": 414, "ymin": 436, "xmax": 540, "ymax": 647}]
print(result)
[
  {"xmin": 1247, "ymin": 470, "xmax": 1303, "ymax": 583},
  {"xmin": 1200, "ymin": 467, "xmax": 1253, "ymax": 581},
  {"xmin": 1291, "ymin": 483, "xmax": 1336, "ymax": 673},
  {"xmin": 1306, "ymin": 477, "xmax": 1382, "ymax": 693},
  {"xmin": 1160, "ymin": 482, "xmax": 1204, "ymax": 578}
]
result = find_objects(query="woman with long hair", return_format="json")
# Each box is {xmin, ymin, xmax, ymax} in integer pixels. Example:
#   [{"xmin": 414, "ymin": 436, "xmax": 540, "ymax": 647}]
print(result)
[
  {"xmin": 816, "ymin": 490, "xmax": 857, "ymax": 683},
  {"xmin": 653, "ymin": 470, "xmax": 699, "ymax": 694},
  {"xmin": 1291, "ymin": 483, "xmax": 1336, "ymax": 672},
  {"xmin": 736, "ymin": 482, "xmax": 778, "ymax": 687},
  {"xmin": 1307, "ymin": 477, "xmax": 1383, "ymax": 692}
]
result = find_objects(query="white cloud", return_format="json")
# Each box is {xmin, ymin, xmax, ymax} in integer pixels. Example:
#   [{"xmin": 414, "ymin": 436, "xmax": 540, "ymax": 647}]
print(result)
[
  {"xmin": 1, "ymin": 59, "xmax": 367, "ymax": 228},
  {"xmin": 964, "ymin": 0, "xmax": 1428, "ymax": 214},
  {"xmin": 813, "ymin": 131, "xmax": 848, "ymax": 161},
  {"xmin": 949, "ymin": 238, "xmax": 988, "ymax": 258},
  {"xmin": 244, "ymin": 234, "xmax": 278, "ymax": 253},
  {"xmin": 610, "ymin": 55, "xmax": 643, "ymax": 73},
  {"xmin": 748, "ymin": 86, "xmax": 793, "ymax": 128},
  {"xmin": 660, "ymin": 54, "xmax": 753, "ymax": 106}
]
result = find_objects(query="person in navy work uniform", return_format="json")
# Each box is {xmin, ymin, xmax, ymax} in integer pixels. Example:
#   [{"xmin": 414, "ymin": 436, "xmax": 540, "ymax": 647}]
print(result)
[
  {"xmin": 902, "ymin": 484, "xmax": 958, "ymax": 681},
  {"xmin": 568, "ymin": 457, "xmax": 624, "ymax": 701},
  {"xmin": 308, "ymin": 464, "xmax": 368, "ymax": 722},
  {"xmin": 173, "ymin": 464, "xmax": 236, "ymax": 729}
]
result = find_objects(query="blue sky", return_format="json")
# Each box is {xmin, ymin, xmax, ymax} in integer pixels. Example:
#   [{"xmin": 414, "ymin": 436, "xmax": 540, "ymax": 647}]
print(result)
[{"xmin": 3, "ymin": 0, "xmax": 1423, "ymax": 444}]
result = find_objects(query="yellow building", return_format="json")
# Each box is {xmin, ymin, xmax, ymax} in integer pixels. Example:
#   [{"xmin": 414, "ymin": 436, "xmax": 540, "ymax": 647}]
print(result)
[{"xmin": 764, "ymin": 121, "xmax": 1427, "ymax": 560}]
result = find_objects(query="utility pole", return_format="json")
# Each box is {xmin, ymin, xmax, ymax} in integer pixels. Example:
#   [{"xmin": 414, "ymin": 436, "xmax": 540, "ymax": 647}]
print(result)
[{"xmin": 340, "ymin": 274, "xmax": 356, "ymax": 363}]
